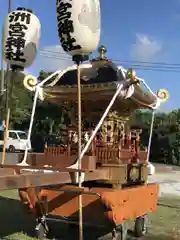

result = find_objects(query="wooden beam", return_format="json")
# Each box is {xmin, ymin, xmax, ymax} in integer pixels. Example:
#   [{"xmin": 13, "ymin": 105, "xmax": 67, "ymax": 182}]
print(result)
[
  {"xmin": 0, "ymin": 164, "xmax": 94, "ymax": 172},
  {"xmin": 0, "ymin": 172, "xmax": 72, "ymax": 190},
  {"xmin": 0, "ymin": 168, "xmax": 109, "ymax": 191}
]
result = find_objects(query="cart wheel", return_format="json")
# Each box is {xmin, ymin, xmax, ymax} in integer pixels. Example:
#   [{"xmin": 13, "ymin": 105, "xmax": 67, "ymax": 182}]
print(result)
[
  {"xmin": 112, "ymin": 224, "xmax": 127, "ymax": 240},
  {"xmin": 35, "ymin": 219, "xmax": 49, "ymax": 240},
  {"xmin": 134, "ymin": 215, "xmax": 148, "ymax": 237}
]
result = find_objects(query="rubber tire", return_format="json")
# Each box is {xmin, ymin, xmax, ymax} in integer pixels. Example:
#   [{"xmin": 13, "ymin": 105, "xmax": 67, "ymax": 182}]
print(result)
[
  {"xmin": 8, "ymin": 145, "xmax": 16, "ymax": 153},
  {"xmin": 134, "ymin": 216, "xmax": 147, "ymax": 237}
]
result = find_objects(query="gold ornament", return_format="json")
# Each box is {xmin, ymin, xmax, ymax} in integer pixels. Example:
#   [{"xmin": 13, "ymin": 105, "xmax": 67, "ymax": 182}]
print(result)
[
  {"xmin": 127, "ymin": 68, "xmax": 136, "ymax": 80},
  {"xmin": 23, "ymin": 75, "xmax": 38, "ymax": 91},
  {"xmin": 157, "ymin": 89, "xmax": 169, "ymax": 102},
  {"xmin": 129, "ymin": 167, "xmax": 139, "ymax": 181}
]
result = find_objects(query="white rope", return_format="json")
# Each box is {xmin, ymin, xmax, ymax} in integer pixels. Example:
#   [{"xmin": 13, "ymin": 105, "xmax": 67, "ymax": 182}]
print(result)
[
  {"xmin": 146, "ymin": 110, "xmax": 155, "ymax": 162},
  {"xmin": 70, "ymin": 82, "xmax": 125, "ymax": 166},
  {"xmin": 37, "ymin": 64, "xmax": 92, "ymax": 88},
  {"xmin": 38, "ymin": 70, "xmax": 62, "ymax": 88},
  {"xmin": 119, "ymin": 66, "xmax": 161, "ymax": 110},
  {"xmin": 18, "ymin": 87, "xmax": 40, "ymax": 165}
]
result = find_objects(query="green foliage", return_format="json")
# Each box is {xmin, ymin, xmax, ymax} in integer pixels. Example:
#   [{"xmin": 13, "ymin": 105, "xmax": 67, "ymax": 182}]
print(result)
[
  {"xmin": 0, "ymin": 69, "xmax": 66, "ymax": 132},
  {"xmin": 38, "ymin": 70, "xmax": 53, "ymax": 81},
  {"xmin": 10, "ymin": 71, "xmax": 33, "ymax": 124},
  {"xmin": 0, "ymin": 70, "xmax": 32, "ymax": 126},
  {"xmin": 33, "ymin": 71, "xmax": 68, "ymax": 134},
  {"xmin": 35, "ymin": 101, "xmax": 67, "ymax": 134},
  {"xmin": 130, "ymin": 109, "xmax": 180, "ymax": 164}
]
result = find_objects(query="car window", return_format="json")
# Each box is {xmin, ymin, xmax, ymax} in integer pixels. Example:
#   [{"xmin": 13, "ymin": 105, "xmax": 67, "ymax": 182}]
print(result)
[
  {"xmin": 17, "ymin": 132, "xmax": 27, "ymax": 139},
  {"xmin": 9, "ymin": 132, "xmax": 18, "ymax": 139}
]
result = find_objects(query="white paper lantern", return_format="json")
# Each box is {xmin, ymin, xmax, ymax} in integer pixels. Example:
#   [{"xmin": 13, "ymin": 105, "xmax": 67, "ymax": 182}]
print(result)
[
  {"xmin": 56, "ymin": 0, "xmax": 101, "ymax": 57},
  {"xmin": 3, "ymin": 8, "xmax": 41, "ymax": 69}
]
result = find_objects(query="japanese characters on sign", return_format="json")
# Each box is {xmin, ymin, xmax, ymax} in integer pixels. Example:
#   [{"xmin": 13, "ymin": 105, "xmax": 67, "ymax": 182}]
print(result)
[
  {"xmin": 56, "ymin": 0, "xmax": 101, "ymax": 57},
  {"xmin": 56, "ymin": 0, "xmax": 81, "ymax": 53},
  {"xmin": 3, "ymin": 8, "xmax": 41, "ymax": 69},
  {"xmin": 5, "ymin": 10, "xmax": 31, "ymax": 65}
]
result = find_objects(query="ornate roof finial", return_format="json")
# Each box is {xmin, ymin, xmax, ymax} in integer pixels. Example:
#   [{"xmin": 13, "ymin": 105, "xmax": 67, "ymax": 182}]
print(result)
[{"xmin": 98, "ymin": 45, "xmax": 107, "ymax": 60}]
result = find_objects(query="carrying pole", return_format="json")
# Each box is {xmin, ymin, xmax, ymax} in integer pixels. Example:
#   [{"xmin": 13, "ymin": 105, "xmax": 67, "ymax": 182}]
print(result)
[
  {"xmin": 1, "ymin": 108, "xmax": 10, "ymax": 164},
  {"xmin": 1, "ymin": 66, "xmax": 16, "ymax": 165},
  {"xmin": 76, "ymin": 61, "xmax": 83, "ymax": 240},
  {"xmin": 5, "ymin": 0, "xmax": 11, "ymax": 118},
  {"xmin": 1, "ymin": 0, "xmax": 11, "ymax": 119}
]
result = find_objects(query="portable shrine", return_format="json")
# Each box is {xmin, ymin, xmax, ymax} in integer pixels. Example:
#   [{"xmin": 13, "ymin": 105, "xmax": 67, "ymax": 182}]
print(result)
[
  {"xmin": 16, "ymin": 45, "xmax": 168, "ymax": 240},
  {"xmin": 0, "ymin": 2, "xmax": 169, "ymax": 240}
]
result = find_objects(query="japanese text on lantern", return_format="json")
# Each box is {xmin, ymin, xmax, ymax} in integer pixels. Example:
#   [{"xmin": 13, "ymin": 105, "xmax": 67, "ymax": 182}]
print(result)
[
  {"xmin": 56, "ymin": 0, "xmax": 81, "ymax": 52},
  {"xmin": 5, "ymin": 11, "xmax": 31, "ymax": 63}
]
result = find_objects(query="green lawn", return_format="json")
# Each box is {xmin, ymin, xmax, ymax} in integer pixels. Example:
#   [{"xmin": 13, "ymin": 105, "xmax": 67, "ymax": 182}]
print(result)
[
  {"xmin": 0, "ymin": 190, "xmax": 36, "ymax": 240},
  {"xmin": 0, "ymin": 190, "xmax": 180, "ymax": 239}
]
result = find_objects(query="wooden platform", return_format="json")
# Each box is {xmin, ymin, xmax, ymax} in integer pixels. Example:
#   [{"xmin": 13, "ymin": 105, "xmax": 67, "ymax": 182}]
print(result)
[{"xmin": 0, "ymin": 165, "xmax": 109, "ymax": 191}]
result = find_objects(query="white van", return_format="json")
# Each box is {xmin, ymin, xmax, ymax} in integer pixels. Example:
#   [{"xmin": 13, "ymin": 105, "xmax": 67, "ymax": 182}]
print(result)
[{"xmin": 0, "ymin": 130, "xmax": 32, "ymax": 152}]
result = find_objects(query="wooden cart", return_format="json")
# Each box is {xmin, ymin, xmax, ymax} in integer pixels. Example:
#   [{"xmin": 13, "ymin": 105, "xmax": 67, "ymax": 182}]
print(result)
[{"xmin": 17, "ymin": 140, "xmax": 158, "ymax": 240}]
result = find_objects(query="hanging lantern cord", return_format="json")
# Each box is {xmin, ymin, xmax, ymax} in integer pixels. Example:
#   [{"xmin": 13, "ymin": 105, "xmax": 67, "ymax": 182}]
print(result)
[{"xmin": 147, "ymin": 110, "xmax": 155, "ymax": 162}]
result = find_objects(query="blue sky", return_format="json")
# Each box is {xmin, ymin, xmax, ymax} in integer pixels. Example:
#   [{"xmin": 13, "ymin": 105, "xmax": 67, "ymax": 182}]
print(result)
[{"xmin": 0, "ymin": 0, "xmax": 180, "ymax": 111}]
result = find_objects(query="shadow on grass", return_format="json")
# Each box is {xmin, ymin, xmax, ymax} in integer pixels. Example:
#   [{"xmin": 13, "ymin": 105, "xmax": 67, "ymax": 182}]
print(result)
[{"xmin": 0, "ymin": 195, "xmax": 36, "ymax": 238}]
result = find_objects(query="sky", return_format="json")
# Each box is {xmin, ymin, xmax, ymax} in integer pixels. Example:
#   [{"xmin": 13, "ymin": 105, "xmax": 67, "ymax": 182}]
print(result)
[{"xmin": 0, "ymin": 0, "xmax": 180, "ymax": 111}]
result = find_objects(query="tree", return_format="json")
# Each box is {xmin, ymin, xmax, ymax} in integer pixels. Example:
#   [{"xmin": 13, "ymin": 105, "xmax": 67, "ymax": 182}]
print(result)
[
  {"xmin": 0, "ymin": 70, "xmax": 32, "ymax": 128},
  {"xmin": 38, "ymin": 70, "xmax": 53, "ymax": 81},
  {"xmin": 130, "ymin": 109, "xmax": 180, "ymax": 164},
  {"xmin": 33, "ymin": 70, "xmax": 69, "ymax": 135}
]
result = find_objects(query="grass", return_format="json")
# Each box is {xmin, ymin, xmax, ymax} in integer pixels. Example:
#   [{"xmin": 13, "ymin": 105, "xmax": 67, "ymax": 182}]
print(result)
[
  {"xmin": 0, "ymin": 190, "xmax": 36, "ymax": 240},
  {"xmin": 0, "ymin": 191, "xmax": 180, "ymax": 239},
  {"xmin": 147, "ymin": 196, "xmax": 180, "ymax": 240}
]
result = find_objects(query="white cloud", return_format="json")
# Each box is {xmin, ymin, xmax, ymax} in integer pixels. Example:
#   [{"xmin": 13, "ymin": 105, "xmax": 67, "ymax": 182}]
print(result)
[
  {"xmin": 29, "ymin": 45, "xmax": 73, "ymax": 74},
  {"xmin": 130, "ymin": 34, "xmax": 162, "ymax": 61}
]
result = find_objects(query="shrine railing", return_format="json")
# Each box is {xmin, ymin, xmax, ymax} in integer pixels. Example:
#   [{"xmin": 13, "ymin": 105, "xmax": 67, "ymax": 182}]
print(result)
[
  {"xmin": 44, "ymin": 146, "xmax": 68, "ymax": 156},
  {"xmin": 43, "ymin": 145, "xmax": 148, "ymax": 165}
]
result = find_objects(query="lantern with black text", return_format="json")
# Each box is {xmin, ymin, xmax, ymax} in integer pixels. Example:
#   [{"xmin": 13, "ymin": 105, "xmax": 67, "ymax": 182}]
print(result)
[
  {"xmin": 56, "ymin": 0, "xmax": 101, "ymax": 57},
  {"xmin": 3, "ymin": 8, "xmax": 41, "ymax": 69}
]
